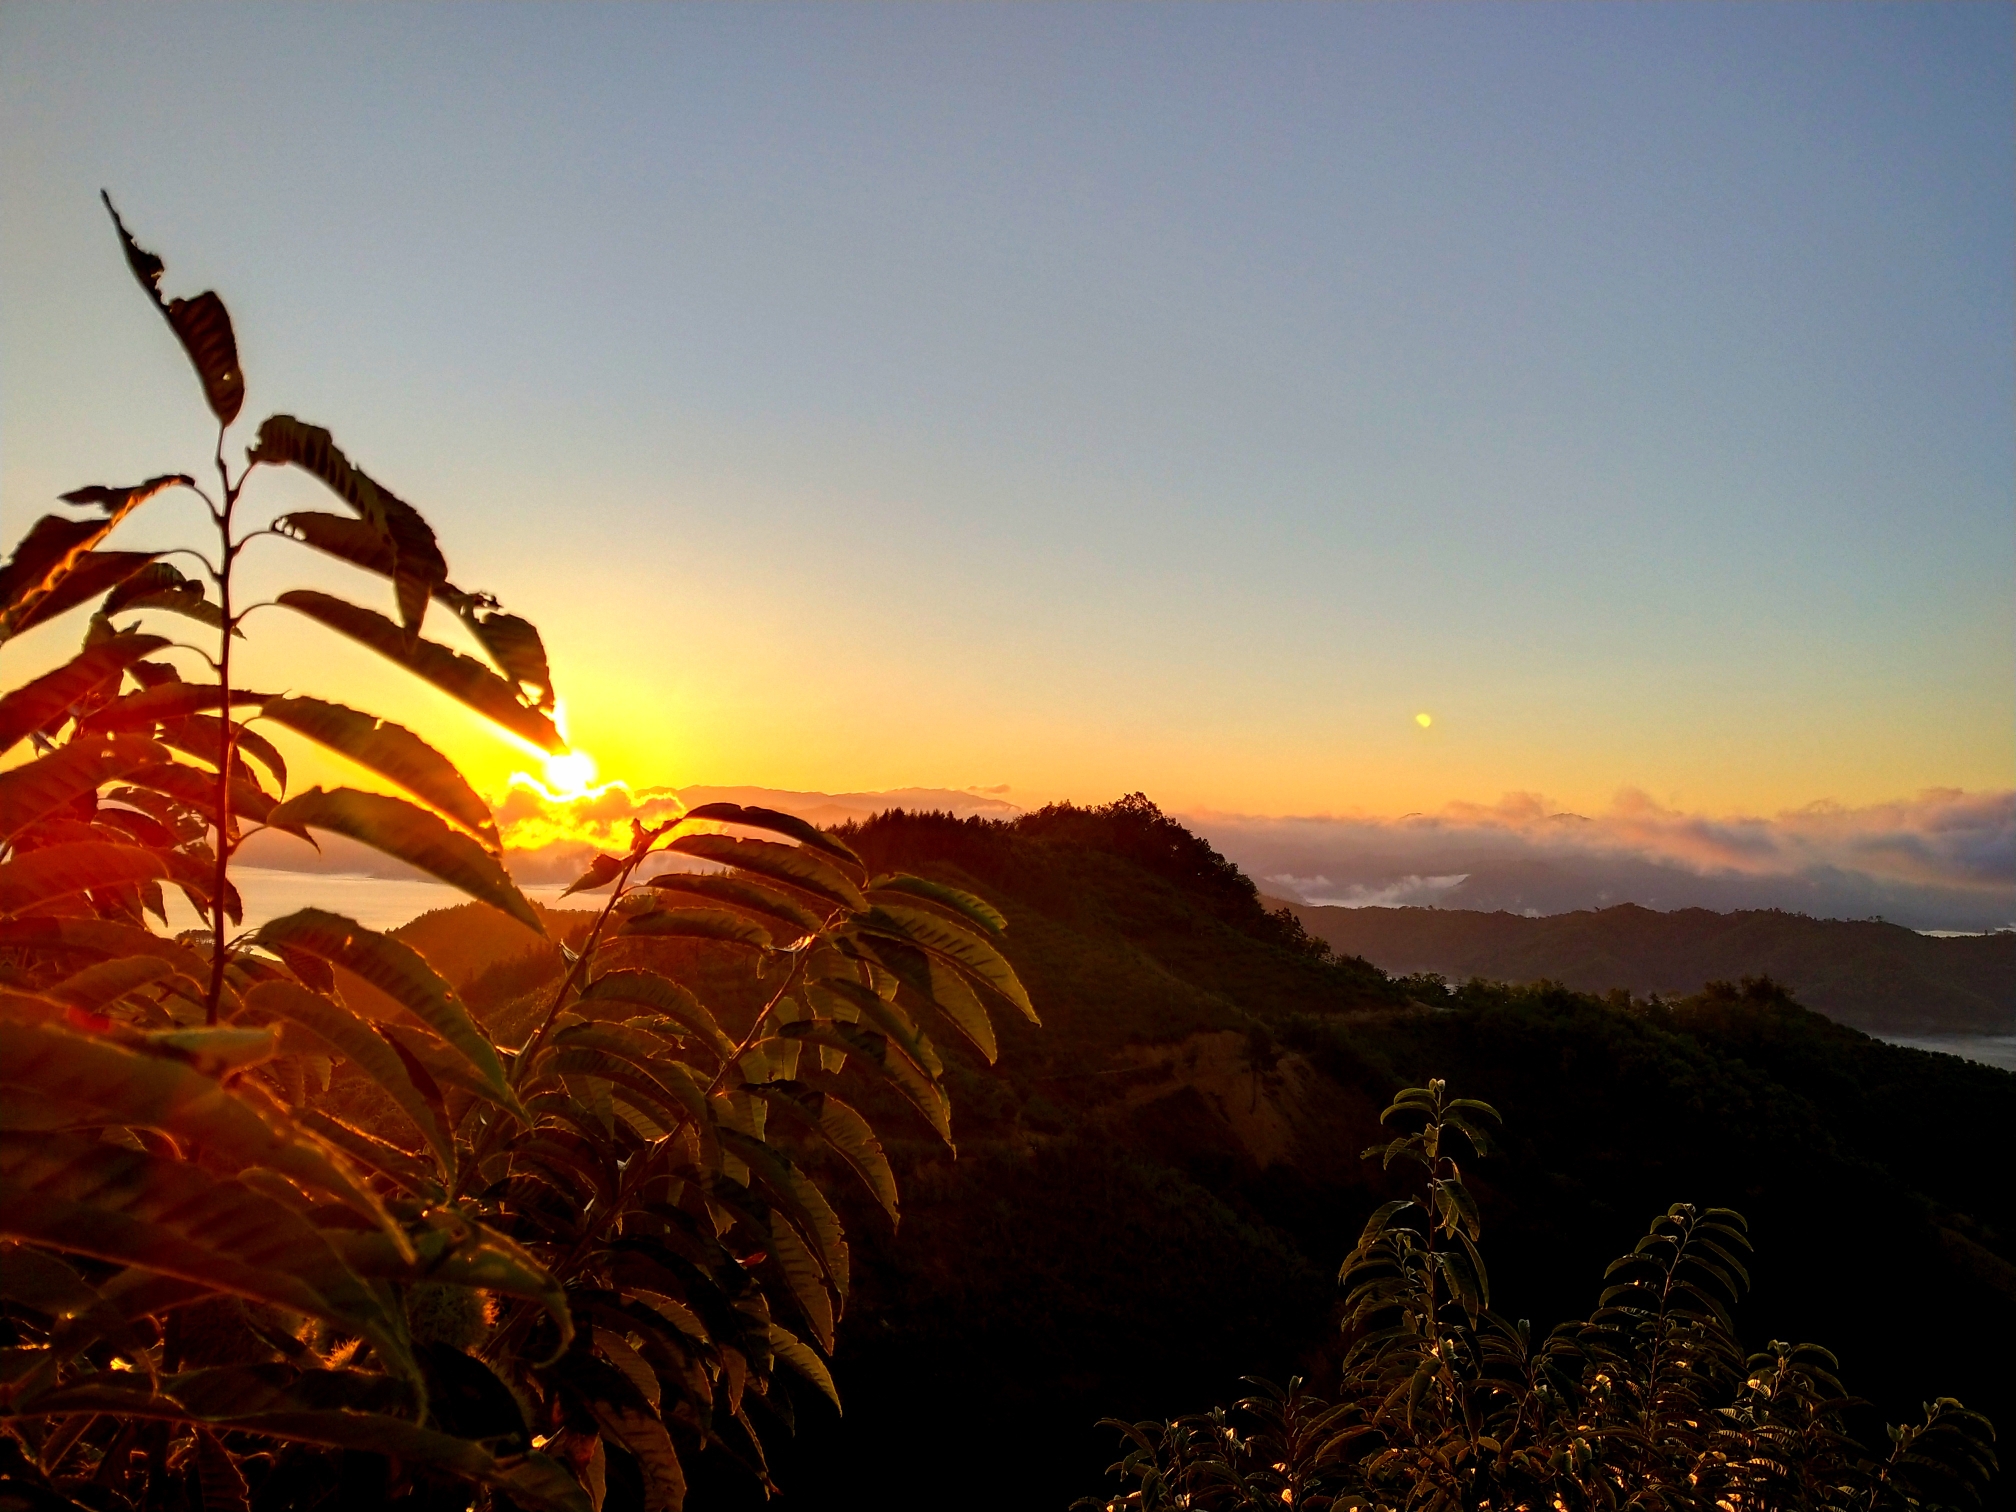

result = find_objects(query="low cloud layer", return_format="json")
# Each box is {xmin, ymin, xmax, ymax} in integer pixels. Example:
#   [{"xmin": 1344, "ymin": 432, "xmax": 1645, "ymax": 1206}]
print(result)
[
  {"xmin": 1186, "ymin": 789, "xmax": 2016, "ymax": 932},
  {"xmin": 235, "ymin": 780, "xmax": 2014, "ymax": 932}
]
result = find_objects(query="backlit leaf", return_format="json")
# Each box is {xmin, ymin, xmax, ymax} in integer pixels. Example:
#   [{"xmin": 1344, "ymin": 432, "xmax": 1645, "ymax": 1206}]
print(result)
[
  {"xmin": 664, "ymin": 833, "xmax": 866, "ymax": 913},
  {"xmin": 682, "ymin": 802, "xmax": 861, "ymax": 868},
  {"xmin": 259, "ymin": 697, "xmax": 496, "ymax": 847},
  {"xmin": 0, "ymin": 1132, "xmax": 409, "ymax": 1371},
  {"xmin": 0, "ymin": 633, "xmax": 169, "ymax": 754},
  {"xmin": 276, "ymin": 589, "xmax": 563, "ymax": 751},
  {"xmin": 0, "ymin": 734, "xmax": 166, "ymax": 841},
  {"xmin": 255, "ymin": 908, "xmax": 517, "ymax": 1110},
  {"xmin": 0, "ymin": 841, "xmax": 171, "ymax": 916},
  {"xmin": 103, "ymin": 193, "xmax": 245, "ymax": 424},
  {"xmin": 265, "ymin": 788, "xmax": 538, "ymax": 932},
  {"xmin": 244, "ymin": 978, "xmax": 452, "ymax": 1170},
  {"xmin": 248, "ymin": 416, "xmax": 445, "ymax": 632},
  {"xmin": 619, "ymin": 907, "xmax": 771, "ymax": 950}
]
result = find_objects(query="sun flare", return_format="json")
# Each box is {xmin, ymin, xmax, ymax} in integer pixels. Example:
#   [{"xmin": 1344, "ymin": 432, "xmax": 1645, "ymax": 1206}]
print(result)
[{"xmin": 540, "ymin": 750, "xmax": 600, "ymax": 799}]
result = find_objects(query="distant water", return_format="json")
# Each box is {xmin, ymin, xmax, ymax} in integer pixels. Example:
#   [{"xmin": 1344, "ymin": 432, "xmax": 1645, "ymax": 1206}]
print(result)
[
  {"xmin": 1875, "ymin": 1034, "xmax": 2016, "ymax": 1073},
  {"xmin": 163, "ymin": 868, "xmax": 583, "ymax": 936}
]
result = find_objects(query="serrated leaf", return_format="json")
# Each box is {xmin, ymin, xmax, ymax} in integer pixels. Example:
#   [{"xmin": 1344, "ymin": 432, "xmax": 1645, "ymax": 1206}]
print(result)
[
  {"xmin": 259, "ymin": 697, "xmax": 497, "ymax": 847},
  {"xmin": 749, "ymin": 1084, "xmax": 897, "ymax": 1224},
  {"xmin": 266, "ymin": 788, "xmax": 537, "ymax": 931},
  {"xmin": 103, "ymin": 194, "xmax": 244, "ymax": 424},
  {"xmin": 619, "ymin": 906, "xmax": 771, "ymax": 950},
  {"xmin": 0, "ymin": 1017, "xmax": 402, "ymax": 1241},
  {"xmin": 0, "ymin": 1132, "xmax": 409, "ymax": 1372},
  {"xmin": 2, "ymin": 475, "xmax": 185, "ymax": 636},
  {"xmin": 664, "ymin": 833, "xmax": 865, "ymax": 913},
  {"xmin": 0, "ymin": 633, "xmax": 170, "ymax": 753},
  {"xmin": 276, "ymin": 589, "xmax": 563, "ymax": 751},
  {"xmin": 0, "ymin": 841, "xmax": 171, "ymax": 916},
  {"xmin": 0, "ymin": 733, "xmax": 166, "ymax": 841},
  {"xmin": 859, "ymin": 904, "xmax": 1034, "ymax": 1022},
  {"xmin": 255, "ymin": 908, "xmax": 517, "ymax": 1111},
  {"xmin": 245, "ymin": 979, "xmax": 452, "ymax": 1170},
  {"xmin": 682, "ymin": 802, "xmax": 860, "ymax": 867},
  {"xmin": 577, "ymin": 971, "xmax": 736, "ymax": 1062},
  {"xmin": 645, "ymin": 872, "xmax": 825, "ymax": 936},
  {"xmin": 767, "ymin": 1322, "xmax": 840, "ymax": 1413},
  {"xmin": 8, "ymin": 550, "xmax": 163, "ymax": 635},
  {"xmin": 248, "ymin": 417, "xmax": 445, "ymax": 632},
  {"xmin": 847, "ymin": 936, "xmax": 995, "ymax": 1063},
  {"xmin": 867, "ymin": 873, "xmax": 1006, "ymax": 935}
]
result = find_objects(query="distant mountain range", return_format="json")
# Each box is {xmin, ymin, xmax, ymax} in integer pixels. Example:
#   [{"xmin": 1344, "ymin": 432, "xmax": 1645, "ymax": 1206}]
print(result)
[{"xmin": 1274, "ymin": 900, "xmax": 2014, "ymax": 1035}]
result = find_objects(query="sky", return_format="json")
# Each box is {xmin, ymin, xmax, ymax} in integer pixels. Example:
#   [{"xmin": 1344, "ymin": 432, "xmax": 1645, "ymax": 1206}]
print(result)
[{"xmin": 3, "ymin": 4, "xmax": 2011, "ymax": 845}]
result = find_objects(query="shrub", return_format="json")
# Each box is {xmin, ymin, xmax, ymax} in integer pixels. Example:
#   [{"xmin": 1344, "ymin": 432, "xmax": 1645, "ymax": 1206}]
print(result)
[
  {"xmin": 0, "ymin": 198, "xmax": 1031, "ymax": 1510},
  {"xmin": 1083, "ymin": 1080, "xmax": 1997, "ymax": 1512}
]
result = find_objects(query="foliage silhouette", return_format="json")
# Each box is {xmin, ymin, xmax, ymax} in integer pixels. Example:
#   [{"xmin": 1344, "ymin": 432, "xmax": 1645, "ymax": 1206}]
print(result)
[
  {"xmin": 1083, "ymin": 1080, "xmax": 1996, "ymax": 1512},
  {"xmin": 0, "ymin": 199, "xmax": 1029, "ymax": 1510}
]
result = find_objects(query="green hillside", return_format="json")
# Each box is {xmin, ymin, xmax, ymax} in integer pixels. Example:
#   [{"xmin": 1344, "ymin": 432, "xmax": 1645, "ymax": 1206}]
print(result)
[
  {"xmin": 416, "ymin": 799, "xmax": 2012, "ymax": 1509},
  {"xmin": 1279, "ymin": 899, "xmax": 2014, "ymax": 1034}
]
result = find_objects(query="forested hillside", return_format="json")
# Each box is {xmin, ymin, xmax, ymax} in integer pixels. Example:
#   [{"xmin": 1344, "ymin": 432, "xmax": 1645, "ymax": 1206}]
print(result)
[
  {"xmin": 1277, "ymin": 899, "xmax": 2014, "ymax": 1034},
  {"xmin": 408, "ymin": 798, "xmax": 2015, "ymax": 1510}
]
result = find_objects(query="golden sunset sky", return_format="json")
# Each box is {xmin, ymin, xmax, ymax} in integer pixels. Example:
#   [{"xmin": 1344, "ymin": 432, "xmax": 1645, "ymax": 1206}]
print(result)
[{"xmin": 4, "ymin": 4, "xmax": 2010, "ymax": 829}]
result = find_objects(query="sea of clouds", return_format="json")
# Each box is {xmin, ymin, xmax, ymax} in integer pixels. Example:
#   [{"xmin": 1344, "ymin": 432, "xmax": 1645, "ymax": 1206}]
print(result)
[
  {"xmin": 1189, "ymin": 788, "xmax": 2016, "ymax": 933},
  {"xmin": 234, "ymin": 782, "xmax": 2014, "ymax": 933}
]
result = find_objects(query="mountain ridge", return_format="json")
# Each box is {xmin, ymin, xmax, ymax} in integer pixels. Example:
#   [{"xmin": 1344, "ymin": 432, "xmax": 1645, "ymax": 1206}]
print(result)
[{"xmin": 1276, "ymin": 899, "xmax": 2014, "ymax": 1035}]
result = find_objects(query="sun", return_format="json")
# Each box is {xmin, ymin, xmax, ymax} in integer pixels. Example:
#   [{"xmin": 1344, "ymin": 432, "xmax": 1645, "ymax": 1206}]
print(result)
[
  {"xmin": 1415, "ymin": 712, "xmax": 1433, "ymax": 729},
  {"xmin": 539, "ymin": 750, "xmax": 599, "ymax": 799}
]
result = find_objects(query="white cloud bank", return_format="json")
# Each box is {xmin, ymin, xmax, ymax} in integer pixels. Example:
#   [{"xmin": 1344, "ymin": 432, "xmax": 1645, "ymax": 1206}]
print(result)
[{"xmin": 1184, "ymin": 788, "xmax": 2016, "ymax": 932}]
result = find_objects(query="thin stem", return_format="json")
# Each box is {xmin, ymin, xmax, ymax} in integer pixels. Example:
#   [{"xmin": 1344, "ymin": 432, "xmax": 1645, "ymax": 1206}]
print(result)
[{"xmin": 203, "ymin": 429, "xmax": 238, "ymax": 1025}]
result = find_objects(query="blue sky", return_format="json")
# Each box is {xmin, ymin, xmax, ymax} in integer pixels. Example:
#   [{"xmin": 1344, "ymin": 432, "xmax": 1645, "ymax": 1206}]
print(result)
[{"xmin": 3, "ymin": 2, "xmax": 2010, "ymax": 819}]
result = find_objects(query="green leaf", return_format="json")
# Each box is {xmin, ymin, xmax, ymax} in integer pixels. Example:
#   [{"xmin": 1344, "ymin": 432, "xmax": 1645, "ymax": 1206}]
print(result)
[
  {"xmin": 0, "ymin": 733, "xmax": 167, "ymax": 841},
  {"xmin": 867, "ymin": 874, "xmax": 1007, "ymax": 935},
  {"xmin": 763, "ymin": 1214, "xmax": 835, "ymax": 1351},
  {"xmin": 102, "ymin": 194, "xmax": 245, "ymax": 425},
  {"xmin": 276, "ymin": 589, "xmax": 563, "ymax": 751},
  {"xmin": 748, "ymin": 1084, "xmax": 898, "ymax": 1225},
  {"xmin": 255, "ymin": 908, "xmax": 518, "ymax": 1113},
  {"xmin": 847, "ymin": 936, "xmax": 996, "ymax": 1063},
  {"xmin": 577, "ymin": 971, "xmax": 737, "ymax": 1062},
  {"xmin": 805, "ymin": 975, "xmax": 942, "ymax": 1078},
  {"xmin": 248, "ymin": 417, "xmax": 446, "ymax": 633},
  {"xmin": 0, "ymin": 633, "xmax": 170, "ymax": 753},
  {"xmin": 0, "ymin": 1132, "xmax": 410, "ymax": 1373},
  {"xmin": 265, "ymin": 788, "xmax": 538, "ymax": 932},
  {"xmin": 778, "ymin": 1020, "xmax": 951, "ymax": 1145},
  {"xmin": 582, "ymin": 1396, "xmax": 685, "ymax": 1512},
  {"xmin": 0, "ymin": 841, "xmax": 171, "ymax": 916},
  {"xmin": 767, "ymin": 1322, "xmax": 841, "ymax": 1413},
  {"xmin": 0, "ymin": 1017, "xmax": 404, "ymax": 1243},
  {"xmin": 619, "ymin": 907, "xmax": 771, "ymax": 950},
  {"xmin": 682, "ymin": 802, "xmax": 861, "ymax": 868},
  {"xmin": 258, "ymin": 697, "xmax": 497, "ymax": 847},
  {"xmin": 664, "ymin": 833, "xmax": 866, "ymax": 913},
  {"xmin": 244, "ymin": 978, "xmax": 453, "ymax": 1171},
  {"xmin": 645, "ymin": 872, "xmax": 826, "ymax": 936},
  {"xmin": 859, "ymin": 904, "xmax": 1035, "ymax": 1022}
]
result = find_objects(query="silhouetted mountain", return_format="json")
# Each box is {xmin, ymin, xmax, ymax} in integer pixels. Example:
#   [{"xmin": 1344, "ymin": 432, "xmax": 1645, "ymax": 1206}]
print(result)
[
  {"xmin": 1273, "ymin": 901, "xmax": 2014, "ymax": 1034},
  {"xmin": 399, "ymin": 799, "xmax": 2015, "ymax": 1511}
]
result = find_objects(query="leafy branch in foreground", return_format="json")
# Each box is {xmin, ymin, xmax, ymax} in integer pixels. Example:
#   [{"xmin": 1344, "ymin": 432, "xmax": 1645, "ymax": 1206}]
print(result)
[
  {"xmin": 1083, "ymin": 1079, "xmax": 1997, "ymax": 1512},
  {"xmin": 0, "ymin": 197, "xmax": 1031, "ymax": 1510}
]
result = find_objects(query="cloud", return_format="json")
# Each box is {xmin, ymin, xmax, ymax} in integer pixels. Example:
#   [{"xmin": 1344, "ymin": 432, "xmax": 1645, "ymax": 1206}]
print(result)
[{"xmin": 1193, "ymin": 788, "xmax": 2016, "ymax": 932}]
